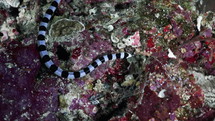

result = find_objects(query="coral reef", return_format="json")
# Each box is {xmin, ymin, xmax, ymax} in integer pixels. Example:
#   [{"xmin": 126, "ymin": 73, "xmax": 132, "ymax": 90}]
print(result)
[
  {"xmin": 0, "ymin": 0, "xmax": 20, "ymax": 8},
  {"xmin": 1, "ymin": 0, "xmax": 215, "ymax": 121}
]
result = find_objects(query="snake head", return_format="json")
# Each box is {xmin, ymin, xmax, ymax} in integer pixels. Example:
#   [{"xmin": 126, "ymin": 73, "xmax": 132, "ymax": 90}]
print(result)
[{"xmin": 126, "ymin": 53, "xmax": 133, "ymax": 58}]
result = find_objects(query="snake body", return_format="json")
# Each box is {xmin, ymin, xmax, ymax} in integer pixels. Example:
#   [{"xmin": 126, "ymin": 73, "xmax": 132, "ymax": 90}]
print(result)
[{"xmin": 37, "ymin": 0, "xmax": 132, "ymax": 79}]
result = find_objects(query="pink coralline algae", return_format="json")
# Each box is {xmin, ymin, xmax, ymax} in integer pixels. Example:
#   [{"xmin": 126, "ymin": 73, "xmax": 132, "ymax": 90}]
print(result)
[
  {"xmin": 0, "ymin": 42, "xmax": 36, "ymax": 119},
  {"xmin": 1, "ymin": 0, "xmax": 215, "ymax": 121},
  {"xmin": 130, "ymin": 31, "xmax": 141, "ymax": 47},
  {"xmin": 69, "ymin": 94, "xmax": 97, "ymax": 116},
  {"xmin": 0, "ymin": 41, "xmax": 69, "ymax": 120},
  {"xmin": 71, "ymin": 40, "xmax": 113, "ymax": 75},
  {"xmin": 71, "ymin": 47, "xmax": 82, "ymax": 59},
  {"xmin": 132, "ymin": 86, "xmax": 180, "ymax": 121},
  {"xmin": 175, "ymin": 35, "xmax": 215, "ymax": 75},
  {"xmin": 146, "ymin": 37, "xmax": 155, "ymax": 49}
]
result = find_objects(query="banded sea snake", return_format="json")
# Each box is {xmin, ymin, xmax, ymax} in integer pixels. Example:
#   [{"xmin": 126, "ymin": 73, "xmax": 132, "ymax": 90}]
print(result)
[{"xmin": 37, "ymin": 0, "xmax": 132, "ymax": 79}]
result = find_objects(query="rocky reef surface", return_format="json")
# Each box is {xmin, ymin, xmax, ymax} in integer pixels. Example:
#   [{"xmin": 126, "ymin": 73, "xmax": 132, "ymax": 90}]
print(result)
[{"xmin": 0, "ymin": 0, "xmax": 215, "ymax": 121}]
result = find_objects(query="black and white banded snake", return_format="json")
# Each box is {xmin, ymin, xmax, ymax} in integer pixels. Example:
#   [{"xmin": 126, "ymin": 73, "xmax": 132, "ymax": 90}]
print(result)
[{"xmin": 37, "ymin": 0, "xmax": 132, "ymax": 79}]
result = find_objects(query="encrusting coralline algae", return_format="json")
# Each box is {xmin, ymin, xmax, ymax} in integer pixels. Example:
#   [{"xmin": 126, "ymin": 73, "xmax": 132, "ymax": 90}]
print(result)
[{"xmin": 0, "ymin": 0, "xmax": 215, "ymax": 121}]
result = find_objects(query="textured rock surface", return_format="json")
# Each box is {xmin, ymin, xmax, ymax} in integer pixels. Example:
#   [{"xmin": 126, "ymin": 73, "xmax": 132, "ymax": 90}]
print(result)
[
  {"xmin": 0, "ymin": 0, "xmax": 215, "ymax": 121},
  {"xmin": 0, "ymin": 0, "xmax": 20, "ymax": 8}
]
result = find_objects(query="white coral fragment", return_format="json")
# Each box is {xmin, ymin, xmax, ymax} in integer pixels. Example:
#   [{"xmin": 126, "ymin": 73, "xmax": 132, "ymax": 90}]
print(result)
[
  {"xmin": 155, "ymin": 13, "xmax": 160, "ymax": 18},
  {"xmin": 178, "ymin": 5, "xmax": 184, "ymax": 10},
  {"xmin": 104, "ymin": 25, "xmax": 114, "ymax": 31},
  {"xmin": 197, "ymin": 16, "xmax": 203, "ymax": 31},
  {"xmin": 105, "ymin": 13, "xmax": 120, "ymax": 25},
  {"xmin": 111, "ymin": 33, "xmax": 119, "ymax": 43},
  {"xmin": 158, "ymin": 89, "xmax": 166, "ymax": 98},
  {"xmin": 168, "ymin": 49, "xmax": 177, "ymax": 59},
  {"xmin": 89, "ymin": 7, "xmax": 97, "ymax": 16}
]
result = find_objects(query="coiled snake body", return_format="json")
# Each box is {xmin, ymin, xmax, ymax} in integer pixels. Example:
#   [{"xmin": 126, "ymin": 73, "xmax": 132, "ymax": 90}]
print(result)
[{"xmin": 37, "ymin": 0, "xmax": 132, "ymax": 79}]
